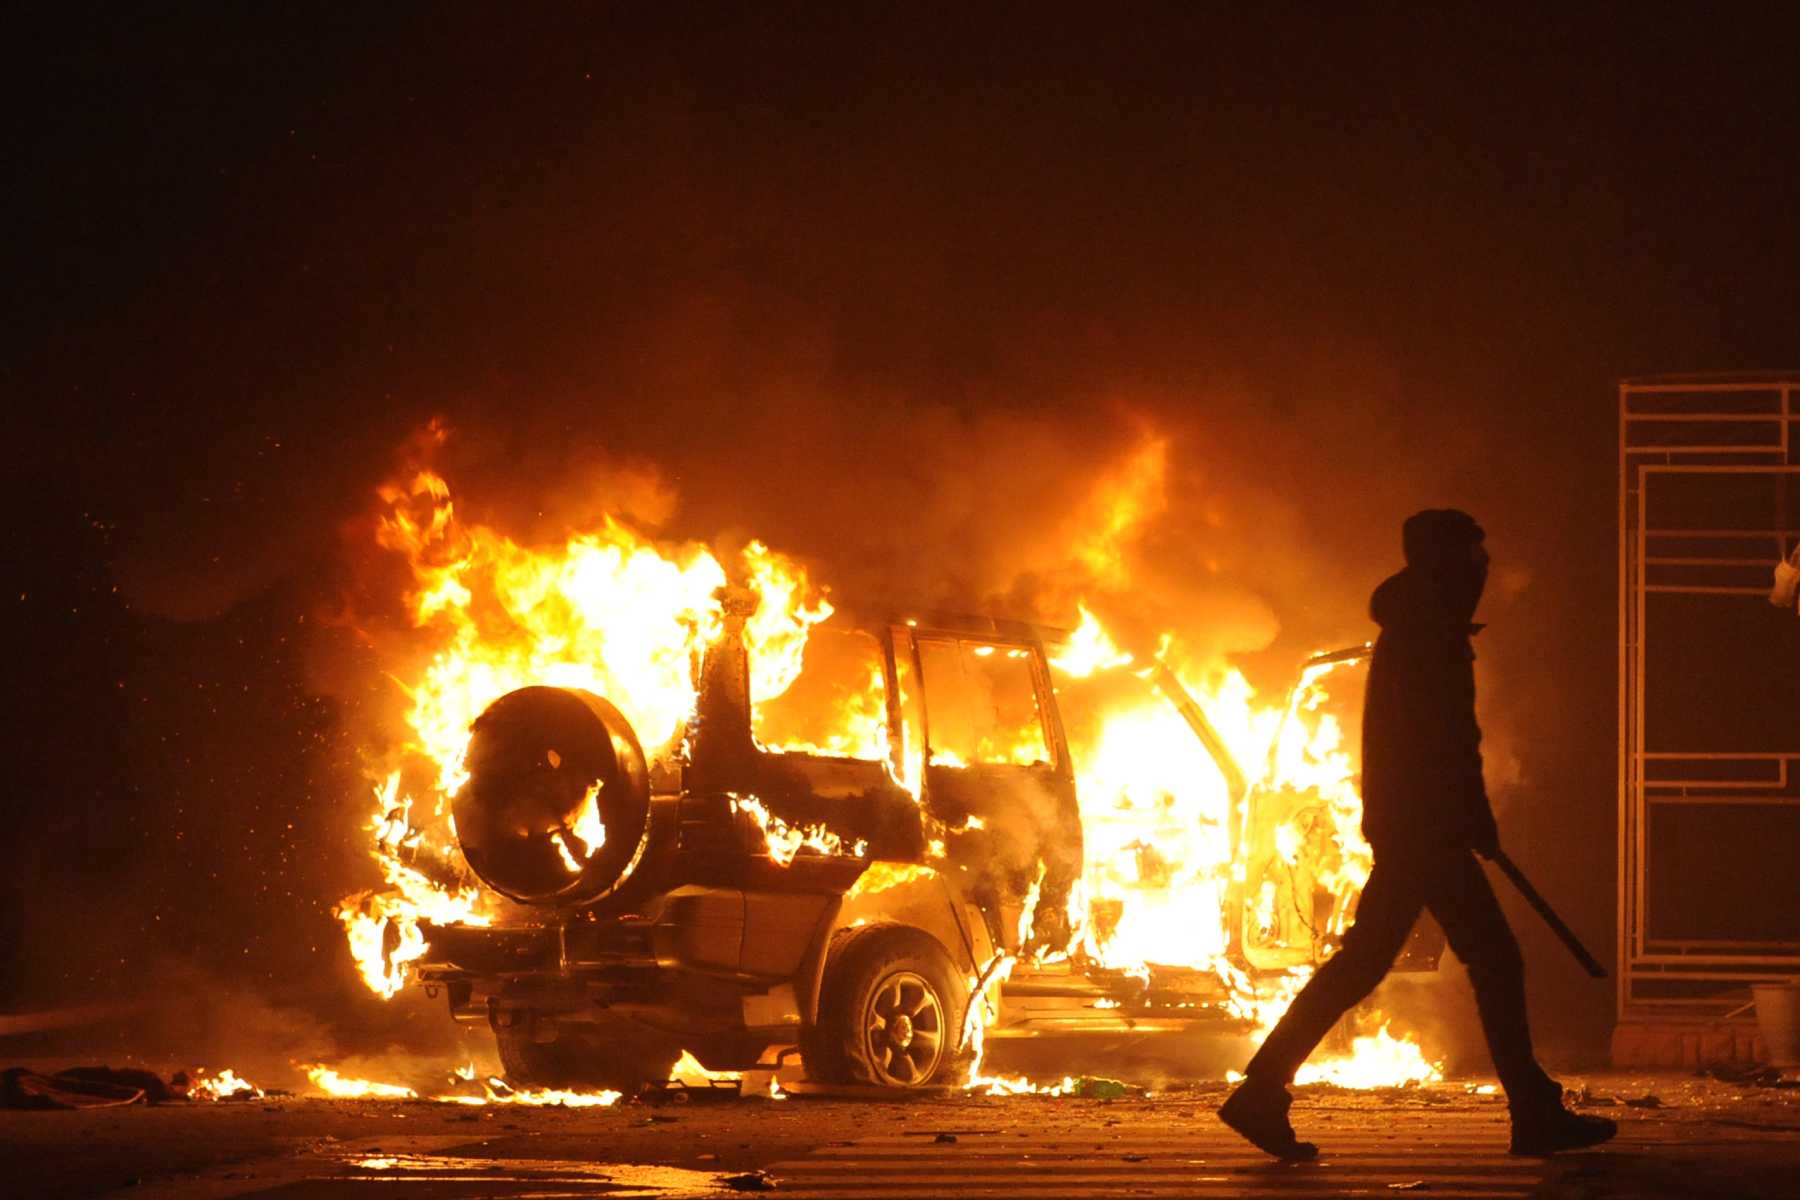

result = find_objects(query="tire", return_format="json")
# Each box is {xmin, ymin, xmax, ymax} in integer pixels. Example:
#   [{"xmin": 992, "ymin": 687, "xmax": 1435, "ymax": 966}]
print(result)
[
  {"xmin": 493, "ymin": 1015, "xmax": 681, "ymax": 1093},
  {"xmin": 802, "ymin": 924, "xmax": 970, "ymax": 1088}
]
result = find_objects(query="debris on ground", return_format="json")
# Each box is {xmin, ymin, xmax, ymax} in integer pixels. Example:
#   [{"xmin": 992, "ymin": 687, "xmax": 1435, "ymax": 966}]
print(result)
[
  {"xmin": 58, "ymin": 1067, "xmax": 177, "ymax": 1102},
  {"xmin": 719, "ymin": 1169, "xmax": 778, "ymax": 1191},
  {"xmin": 1707, "ymin": 1064, "xmax": 1800, "ymax": 1089},
  {"xmin": 0, "ymin": 1063, "xmax": 288, "ymax": 1108},
  {"xmin": 642, "ymin": 1080, "xmax": 746, "ymax": 1105},
  {"xmin": 1571, "ymin": 1084, "xmax": 1618, "ymax": 1106},
  {"xmin": 2, "ymin": 1067, "xmax": 147, "ymax": 1109},
  {"xmin": 1071, "ymin": 1075, "xmax": 1132, "ymax": 1099},
  {"xmin": 176, "ymin": 1068, "xmax": 270, "ymax": 1101},
  {"xmin": 1624, "ymin": 1094, "xmax": 1663, "ymax": 1108}
]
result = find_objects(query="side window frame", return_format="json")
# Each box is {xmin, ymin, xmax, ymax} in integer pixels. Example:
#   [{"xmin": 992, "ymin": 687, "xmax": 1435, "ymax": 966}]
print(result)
[{"xmin": 903, "ymin": 631, "xmax": 1069, "ymax": 776}]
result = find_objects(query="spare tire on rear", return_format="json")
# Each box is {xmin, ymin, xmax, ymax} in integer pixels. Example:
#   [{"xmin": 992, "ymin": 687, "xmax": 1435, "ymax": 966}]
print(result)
[
  {"xmin": 802, "ymin": 924, "xmax": 970, "ymax": 1089},
  {"xmin": 454, "ymin": 686, "xmax": 651, "ymax": 906}
]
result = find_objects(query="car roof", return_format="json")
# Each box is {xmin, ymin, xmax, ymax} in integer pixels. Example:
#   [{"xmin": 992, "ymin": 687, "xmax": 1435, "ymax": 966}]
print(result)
[{"xmin": 833, "ymin": 605, "xmax": 1071, "ymax": 649}]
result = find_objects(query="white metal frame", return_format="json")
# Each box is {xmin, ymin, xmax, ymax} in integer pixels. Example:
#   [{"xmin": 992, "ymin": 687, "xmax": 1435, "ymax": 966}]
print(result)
[{"xmin": 1619, "ymin": 373, "xmax": 1800, "ymax": 1021}]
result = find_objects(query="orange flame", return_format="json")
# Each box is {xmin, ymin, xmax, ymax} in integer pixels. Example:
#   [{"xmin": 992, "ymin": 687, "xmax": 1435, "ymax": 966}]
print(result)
[
  {"xmin": 338, "ymin": 470, "xmax": 836, "ymax": 995},
  {"xmin": 304, "ymin": 1065, "xmax": 418, "ymax": 1099},
  {"xmin": 304, "ymin": 1063, "xmax": 624, "ymax": 1107},
  {"xmin": 730, "ymin": 794, "xmax": 869, "ymax": 865},
  {"xmin": 190, "ymin": 1067, "xmax": 263, "ymax": 1100}
]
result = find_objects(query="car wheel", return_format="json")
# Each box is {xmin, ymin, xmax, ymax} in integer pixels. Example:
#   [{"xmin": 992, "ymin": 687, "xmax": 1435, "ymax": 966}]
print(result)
[
  {"xmin": 804, "ymin": 924, "xmax": 970, "ymax": 1088},
  {"xmin": 492, "ymin": 1015, "xmax": 680, "ymax": 1093}
]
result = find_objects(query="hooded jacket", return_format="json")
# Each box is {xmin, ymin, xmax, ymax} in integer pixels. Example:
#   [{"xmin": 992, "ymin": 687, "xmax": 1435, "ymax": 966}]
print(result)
[{"xmin": 1359, "ymin": 565, "xmax": 1499, "ymax": 854}]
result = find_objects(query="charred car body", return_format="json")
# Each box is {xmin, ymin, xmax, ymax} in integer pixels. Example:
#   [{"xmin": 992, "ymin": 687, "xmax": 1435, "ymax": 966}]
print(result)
[{"xmin": 414, "ymin": 592, "xmax": 1439, "ymax": 1091}]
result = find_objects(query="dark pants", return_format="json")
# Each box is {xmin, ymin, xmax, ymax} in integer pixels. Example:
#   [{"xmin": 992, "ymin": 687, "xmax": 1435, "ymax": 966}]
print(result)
[{"xmin": 1244, "ymin": 847, "xmax": 1557, "ymax": 1109}]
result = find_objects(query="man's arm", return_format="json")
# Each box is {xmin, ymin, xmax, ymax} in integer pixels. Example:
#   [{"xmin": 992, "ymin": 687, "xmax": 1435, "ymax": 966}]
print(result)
[{"xmin": 1409, "ymin": 636, "xmax": 1499, "ymax": 855}]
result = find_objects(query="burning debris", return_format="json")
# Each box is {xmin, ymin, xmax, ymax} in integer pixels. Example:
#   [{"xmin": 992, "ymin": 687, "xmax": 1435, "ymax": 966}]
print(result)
[
  {"xmin": 189, "ymin": 1067, "xmax": 265, "ymax": 1101},
  {"xmin": 301, "ymin": 1063, "xmax": 626, "ymax": 1107},
  {"xmin": 289, "ymin": 1050, "xmax": 766, "ymax": 1108},
  {"xmin": 1239, "ymin": 1023, "xmax": 1442, "ymax": 1090},
  {"xmin": 303, "ymin": 1065, "xmax": 421, "ymax": 1101},
  {"xmin": 326, "ymin": 437, "xmax": 1442, "ymax": 1097},
  {"xmin": 0, "ymin": 1065, "xmax": 277, "ymax": 1109}
]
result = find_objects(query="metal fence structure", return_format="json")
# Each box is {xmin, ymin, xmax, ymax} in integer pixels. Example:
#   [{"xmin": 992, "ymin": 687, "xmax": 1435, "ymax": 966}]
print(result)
[{"xmin": 1619, "ymin": 373, "xmax": 1800, "ymax": 1023}]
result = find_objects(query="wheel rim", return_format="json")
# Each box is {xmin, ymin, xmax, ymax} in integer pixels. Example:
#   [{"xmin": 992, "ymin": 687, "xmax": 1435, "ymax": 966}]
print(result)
[{"xmin": 862, "ymin": 969, "xmax": 947, "ymax": 1086}]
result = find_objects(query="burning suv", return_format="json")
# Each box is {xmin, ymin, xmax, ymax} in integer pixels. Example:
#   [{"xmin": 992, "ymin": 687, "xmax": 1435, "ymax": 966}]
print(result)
[{"xmin": 409, "ymin": 593, "xmax": 1439, "ymax": 1092}]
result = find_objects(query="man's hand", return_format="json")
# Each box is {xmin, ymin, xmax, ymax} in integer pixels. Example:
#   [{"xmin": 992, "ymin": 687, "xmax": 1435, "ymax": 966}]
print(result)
[{"xmin": 1472, "ymin": 811, "xmax": 1500, "ymax": 860}]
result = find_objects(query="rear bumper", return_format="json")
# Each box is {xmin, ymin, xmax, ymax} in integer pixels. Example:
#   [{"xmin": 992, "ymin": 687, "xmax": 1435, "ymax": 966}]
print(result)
[
  {"xmin": 414, "ymin": 920, "xmax": 658, "ymax": 981},
  {"xmin": 413, "ymin": 913, "xmax": 808, "ymax": 1067},
  {"xmin": 990, "ymin": 963, "xmax": 1248, "ymax": 1037}
]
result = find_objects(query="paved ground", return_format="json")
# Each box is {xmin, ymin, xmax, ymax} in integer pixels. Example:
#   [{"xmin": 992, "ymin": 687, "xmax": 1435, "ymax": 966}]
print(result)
[{"xmin": 3, "ymin": 1073, "xmax": 1796, "ymax": 1198}]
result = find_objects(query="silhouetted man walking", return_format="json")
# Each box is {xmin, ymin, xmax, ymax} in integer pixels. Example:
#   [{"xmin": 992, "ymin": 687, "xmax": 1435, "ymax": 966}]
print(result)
[{"xmin": 1218, "ymin": 510, "xmax": 1616, "ymax": 1159}]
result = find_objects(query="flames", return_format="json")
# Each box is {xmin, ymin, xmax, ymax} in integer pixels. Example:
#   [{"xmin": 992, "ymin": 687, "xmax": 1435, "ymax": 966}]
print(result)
[
  {"xmin": 335, "ymin": 769, "xmax": 489, "ymax": 999},
  {"xmin": 304, "ymin": 1065, "xmax": 420, "ymax": 1100},
  {"xmin": 730, "ymin": 794, "xmax": 869, "ymax": 865},
  {"xmin": 1293, "ymin": 1023, "xmax": 1440, "ymax": 1088},
  {"xmin": 1048, "ymin": 606, "xmax": 1373, "ymax": 979},
  {"xmin": 1045, "ymin": 622, "xmax": 1439, "ymax": 1087},
  {"xmin": 742, "ymin": 539, "xmax": 835, "ymax": 716},
  {"xmin": 336, "ymin": 469, "xmax": 833, "ymax": 996},
  {"xmin": 437, "ymin": 1079, "xmax": 623, "ymax": 1108},
  {"xmin": 190, "ymin": 1067, "xmax": 263, "ymax": 1100},
  {"xmin": 373, "ymin": 468, "xmax": 733, "ymax": 791},
  {"xmin": 335, "ymin": 438, "xmax": 1441, "ymax": 1091},
  {"xmin": 299, "ymin": 1051, "xmax": 769, "ymax": 1107},
  {"xmin": 551, "ymin": 781, "xmax": 607, "ymax": 873},
  {"xmin": 302, "ymin": 1064, "xmax": 625, "ymax": 1106}
]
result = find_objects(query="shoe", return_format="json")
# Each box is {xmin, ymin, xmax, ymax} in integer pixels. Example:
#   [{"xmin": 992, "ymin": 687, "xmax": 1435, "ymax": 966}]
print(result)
[
  {"xmin": 1218, "ymin": 1077, "xmax": 1319, "ymax": 1161},
  {"xmin": 1509, "ymin": 1105, "xmax": 1618, "ymax": 1156}
]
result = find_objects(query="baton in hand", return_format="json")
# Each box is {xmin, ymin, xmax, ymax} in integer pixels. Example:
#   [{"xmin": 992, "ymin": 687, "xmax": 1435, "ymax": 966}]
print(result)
[{"xmin": 1488, "ymin": 850, "xmax": 1608, "ymax": 979}]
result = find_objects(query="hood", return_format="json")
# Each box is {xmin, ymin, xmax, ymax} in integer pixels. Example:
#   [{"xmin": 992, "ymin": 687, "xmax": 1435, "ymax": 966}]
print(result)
[{"xmin": 1370, "ymin": 565, "xmax": 1484, "ymax": 634}]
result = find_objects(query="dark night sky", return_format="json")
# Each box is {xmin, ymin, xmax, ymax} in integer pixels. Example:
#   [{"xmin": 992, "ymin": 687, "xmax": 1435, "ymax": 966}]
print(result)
[{"xmin": 5, "ymin": 4, "xmax": 1797, "ymax": 1066}]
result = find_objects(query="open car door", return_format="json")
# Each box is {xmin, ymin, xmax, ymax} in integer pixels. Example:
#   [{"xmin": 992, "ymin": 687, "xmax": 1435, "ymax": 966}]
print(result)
[{"xmin": 1226, "ymin": 647, "xmax": 1445, "ymax": 974}]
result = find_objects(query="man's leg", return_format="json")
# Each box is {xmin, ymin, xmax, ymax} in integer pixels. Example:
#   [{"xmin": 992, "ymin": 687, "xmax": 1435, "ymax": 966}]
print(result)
[
  {"xmin": 1423, "ymin": 852, "xmax": 1616, "ymax": 1154},
  {"xmin": 1243, "ymin": 858, "xmax": 1423, "ymax": 1083},
  {"xmin": 1420, "ymin": 852, "xmax": 1556, "ymax": 1103},
  {"xmin": 1221, "ymin": 859, "xmax": 1421, "ymax": 1159}
]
